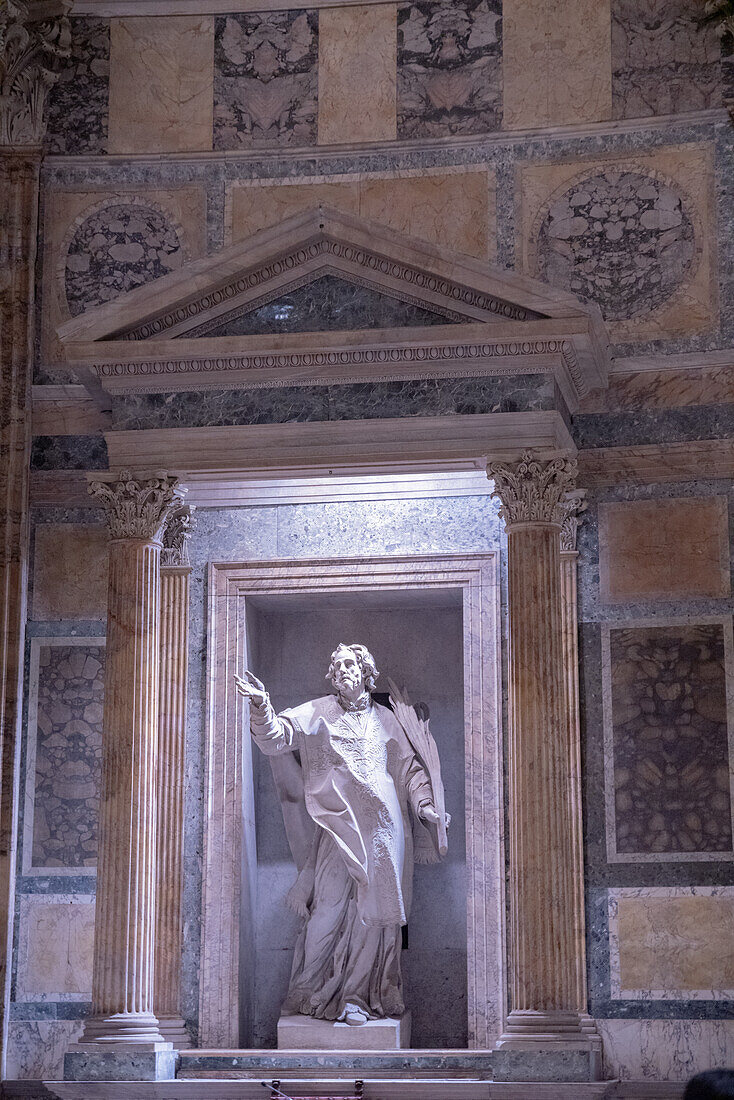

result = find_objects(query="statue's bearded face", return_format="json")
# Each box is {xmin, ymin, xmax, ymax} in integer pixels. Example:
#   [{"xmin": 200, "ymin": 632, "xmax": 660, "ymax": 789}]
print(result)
[{"xmin": 330, "ymin": 647, "xmax": 365, "ymax": 695}]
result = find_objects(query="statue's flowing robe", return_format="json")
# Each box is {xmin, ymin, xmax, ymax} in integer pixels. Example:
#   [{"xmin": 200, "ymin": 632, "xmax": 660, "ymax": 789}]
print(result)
[{"xmin": 250, "ymin": 693, "xmax": 437, "ymax": 1021}]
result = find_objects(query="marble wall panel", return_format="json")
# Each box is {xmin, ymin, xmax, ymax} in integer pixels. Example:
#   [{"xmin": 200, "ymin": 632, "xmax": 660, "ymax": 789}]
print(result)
[
  {"xmin": 602, "ymin": 620, "xmax": 734, "ymax": 862},
  {"xmin": 24, "ymin": 640, "xmax": 105, "ymax": 874},
  {"xmin": 597, "ymin": 1018, "xmax": 734, "ymax": 1082},
  {"xmin": 579, "ymin": 364, "xmax": 734, "ymax": 413},
  {"xmin": 318, "ymin": 5, "xmax": 397, "ymax": 145},
  {"xmin": 45, "ymin": 17, "xmax": 110, "ymax": 156},
  {"xmin": 32, "ymin": 524, "xmax": 108, "ymax": 621},
  {"xmin": 396, "ymin": 0, "xmax": 502, "ymax": 139},
  {"xmin": 108, "ymin": 17, "xmax": 214, "ymax": 154},
  {"xmin": 612, "ymin": 0, "xmax": 726, "ymax": 119},
  {"xmin": 40, "ymin": 185, "xmax": 207, "ymax": 367},
  {"xmin": 599, "ymin": 497, "xmax": 730, "ymax": 603},
  {"xmin": 609, "ymin": 887, "xmax": 734, "ymax": 999},
  {"xmin": 214, "ymin": 10, "xmax": 318, "ymax": 149},
  {"xmin": 5, "ymin": 1021, "xmax": 85, "ymax": 1081},
  {"xmin": 227, "ymin": 168, "xmax": 494, "ymax": 259},
  {"xmin": 517, "ymin": 144, "xmax": 717, "ymax": 341},
  {"xmin": 16, "ymin": 894, "xmax": 95, "ymax": 1001},
  {"xmin": 502, "ymin": 0, "xmax": 612, "ymax": 130}
]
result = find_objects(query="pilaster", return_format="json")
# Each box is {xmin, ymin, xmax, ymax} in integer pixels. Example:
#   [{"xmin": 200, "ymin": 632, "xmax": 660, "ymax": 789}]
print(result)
[
  {"xmin": 489, "ymin": 452, "xmax": 595, "ymax": 1064},
  {"xmin": 155, "ymin": 505, "xmax": 195, "ymax": 1048},
  {"xmin": 0, "ymin": 0, "xmax": 71, "ymax": 1075},
  {"xmin": 67, "ymin": 471, "xmax": 184, "ymax": 1077}
]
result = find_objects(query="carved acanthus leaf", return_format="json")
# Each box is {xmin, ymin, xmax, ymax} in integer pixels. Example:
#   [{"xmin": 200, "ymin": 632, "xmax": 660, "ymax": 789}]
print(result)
[
  {"xmin": 0, "ymin": 0, "xmax": 71, "ymax": 147},
  {"xmin": 161, "ymin": 504, "xmax": 196, "ymax": 568},
  {"xmin": 560, "ymin": 489, "xmax": 588, "ymax": 553},
  {"xmin": 488, "ymin": 450, "xmax": 578, "ymax": 528},
  {"xmin": 88, "ymin": 469, "xmax": 186, "ymax": 542}
]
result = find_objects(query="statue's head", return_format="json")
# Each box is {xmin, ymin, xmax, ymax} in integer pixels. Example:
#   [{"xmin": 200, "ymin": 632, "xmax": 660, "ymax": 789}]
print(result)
[{"xmin": 326, "ymin": 643, "xmax": 379, "ymax": 695}]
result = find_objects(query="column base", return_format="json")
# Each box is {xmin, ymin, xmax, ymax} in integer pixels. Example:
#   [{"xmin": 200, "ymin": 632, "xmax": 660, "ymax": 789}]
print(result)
[
  {"xmin": 75, "ymin": 1012, "xmax": 170, "ymax": 1046},
  {"xmin": 157, "ymin": 1015, "xmax": 192, "ymax": 1048},
  {"xmin": 494, "ymin": 1012, "xmax": 601, "ymax": 1081}
]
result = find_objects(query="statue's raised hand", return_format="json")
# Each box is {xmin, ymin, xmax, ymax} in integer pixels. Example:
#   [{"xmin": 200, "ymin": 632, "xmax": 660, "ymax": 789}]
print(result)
[{"xmin": 234, "ymin": 670, "xmax": 269, "ymax": 709}]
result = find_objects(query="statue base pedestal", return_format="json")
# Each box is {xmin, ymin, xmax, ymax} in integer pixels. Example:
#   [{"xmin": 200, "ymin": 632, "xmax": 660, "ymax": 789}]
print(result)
[{"xmin": 277, "ymin": 1012, "xmax": 411, "ymax": 1050}]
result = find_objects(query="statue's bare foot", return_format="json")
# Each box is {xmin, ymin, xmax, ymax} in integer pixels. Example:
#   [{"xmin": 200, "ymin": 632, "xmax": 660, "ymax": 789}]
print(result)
[{"xmin": 341, "ymin": 1004, "xmax": 368, "ymax": 1026}]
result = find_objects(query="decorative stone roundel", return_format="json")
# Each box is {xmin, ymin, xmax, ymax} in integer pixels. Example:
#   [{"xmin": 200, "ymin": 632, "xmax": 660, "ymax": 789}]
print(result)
[
  {"xmin": 535, "ymin": 169, "xmax": 696, "ymax": 320},
  {"xmin": 65, "ymin": 202, "xmax": 184, "ymax": 317}
]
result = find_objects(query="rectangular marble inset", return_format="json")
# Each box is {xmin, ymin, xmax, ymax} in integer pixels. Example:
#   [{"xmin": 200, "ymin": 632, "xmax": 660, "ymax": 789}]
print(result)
[
  {"xmin": 609, "ymin": 887, "xmax": 734, "ymax": 999},
  {"xmin": 16, "ymin": 895, "xmax": 95, "ymax": 1001},
  {"xmin": 214, "ymin": 10, "xmax": 318, "ymax": 149},
  {"xmin": 45, "ymin": 17, "xmax": 110, "ymax": 155},
  {"xmin": 397, "ymin": 0, "xmax": 502, "ymax": 138},
  {"xmin": 503, "ymin": 0, "xmax": 612, "ymax": 129},
  {"xmin": 318, "ymin": 5, "xmax": 397, "ymax": 145},
  {"xmin": 23, "ymin": 639, "xmax": 105, "ymax": 875},
  {"xmin": 599, "ymin": 497, "xmax": 730, "ymax": 603},
  {"xmin": 612, "ymin": 0, "xmax": 726, "ymax": 118},
  {"xmin": 603, "ymin": 620, "xmax": 734, "ymax": 863},
  {"xmin": 227, "ymin": 168, "xmax": 494, "ymax": 260},
  {"xmin": 597, "ymin": 1018, "xmax": 734, "ymax": 1082},
  {"xmin": 108, "ymin": 16, "xmax": 214, "ymax": 154},
  {"xmin": 5, "ymin": 1021, "xmax": 85, "ymax": 1082},
  {"xmin": 32, "ymin": 524, "xmax": 109, "ymax": 621}
]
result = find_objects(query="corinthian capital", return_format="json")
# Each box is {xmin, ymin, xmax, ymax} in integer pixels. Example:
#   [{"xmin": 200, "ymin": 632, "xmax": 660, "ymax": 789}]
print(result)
[
  {"xmin": 0, "ymin": 0, "xmax": 71, "ymax": 147},
  {"xmin": 161, "ymin": 504, "xmax": 196, "ymax": 568},
  {"xmin": 88, "ymin": 470, "xmax": 187, "ymax": 542},
  {"xmin": 488, "ymin": 451, "xmax": 578, "ymax": 529}
]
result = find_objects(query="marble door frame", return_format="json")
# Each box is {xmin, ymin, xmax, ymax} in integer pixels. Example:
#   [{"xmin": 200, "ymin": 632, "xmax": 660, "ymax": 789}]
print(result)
[{"xmin": 200, "ymin": 551, "xmax": 504, "ymax": 1050}]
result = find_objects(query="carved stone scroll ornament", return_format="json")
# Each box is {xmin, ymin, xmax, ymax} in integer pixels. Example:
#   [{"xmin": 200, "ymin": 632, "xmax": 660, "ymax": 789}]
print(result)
[
  {"xmin": 0, "ymin": 0, "xmax": 71, "ymax": 147},
  {"xmin": 88, "ymin": 469, "xmax": 186, "ymax": 542},
  {"xmin": 560, "ymin": 489, "xmax": 588, "ymax": 553},
  {"xmin": 488, "ymin": 450, "xmax": 578, "ymax": 529},
  {"xmin": 161, "ymin": 504, "xmax": 196, "ymax": 568}
]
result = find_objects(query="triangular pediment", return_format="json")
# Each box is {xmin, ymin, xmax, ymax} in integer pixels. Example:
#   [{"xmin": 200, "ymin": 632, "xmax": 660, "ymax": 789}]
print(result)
[{"xmin": 57, "ymin": 205, "xmax": 610, "ymax": 408}]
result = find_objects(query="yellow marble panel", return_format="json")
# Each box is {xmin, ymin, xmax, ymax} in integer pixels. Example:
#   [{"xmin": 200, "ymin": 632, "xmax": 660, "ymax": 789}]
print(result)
[
  {"xmin": 599, "ymin": 497, "xmax": 730, "ymax": 603},
  {"xmin": 108, "ymin": 16, "xmax": 214, "ymax": 154},
  {"xmin": 503, "ymin": 0, "xmax": 612, "ymax": 129},
  {"xmin": 32, "ymin": 525, "xmax": 109, "ymax": 621},
  {"xmin": 618, "ymin": 895, "xmax": 734, "ymax": 994},
  {"xmin": 360, "ymin": 171, "xmax": 493, "ymax": 260},
  {"xmin": 228, "ymin": 170, "xmax": 494, "ymax": 260},
  {"xmin": 19, "ymin": 901, "xmax": 95, "ymax": 996},
  {"xmin": 318, "ymin": 5, "xmax": 397, "ymax": 145},
  {"xmin": 516, "ymin": 143, "xmax": 717, "ymax": 341},
  {"xmin": 41, "ymin": 185, "xmax": 207, "ymax": 365}
]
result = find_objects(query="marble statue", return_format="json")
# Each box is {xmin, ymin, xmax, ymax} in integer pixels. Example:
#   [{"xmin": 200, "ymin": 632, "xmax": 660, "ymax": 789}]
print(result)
[{"xmin": 234, "ymin": 643, "xmax": 449, "ymax": 1027}]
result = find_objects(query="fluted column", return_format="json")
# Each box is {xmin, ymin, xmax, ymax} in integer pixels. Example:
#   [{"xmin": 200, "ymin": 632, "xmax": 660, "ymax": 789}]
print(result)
[
  {"xmin": 79, "ymin": 471, "xmax": 185, "ymax": 1046},
  {"xmin": 489, "ymin": 451, "xmax": 590, "ymax": 1047},
  {"xmin": 155, "ymin": 506, "xmax": 195, "ymax": 1048},
  {"xmin": 0, "ymin": 1, "xmax": 70, "ymax": 1074}
]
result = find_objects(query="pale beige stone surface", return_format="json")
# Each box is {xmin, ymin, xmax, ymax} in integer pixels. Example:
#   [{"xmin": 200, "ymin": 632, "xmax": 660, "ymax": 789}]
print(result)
[
  {"xmin": 599, "ymin": 497, "xmax": 730, "ymax": 603},
  {"xmin": 503, "ymin": 0, "xmax": 612, "ymax": 129},
  {"xmin": 227, "ymin": 170, "xmax": 495, "ymax": 259},
  {"xmin": 17, "ymin": 898, "xmax": 95, "ymax": 998},
  {"xmin": 617, "ymin": 894, "xmax": 734, "ymax": 995},
  {"xmin": 597, "ymin": 1018, "xmax": 734, "ymax": 1082},
  {"xmin": 517, "ymin": 144, "xmax": 717, "ymax": 342},
  {"xmin": 32, "ymin": 524, "xmax": 109, "ymax": 621},
  {"xmin": 277, "ymin": 1013, "xmax": 410, "ymax": 1050},
  {"xmin": 318, "ymin": 5, "xmax": 396, "ymax": 145},
  {"xmin": 108, "ymin": 17, "xmax": 214, "ymax": 154},
  {"xmin": 6, "ymin": 1021, "xmax": 84, "ymax": 1080},
  {"xmin": 41, "ymin": 185, "xmax": 207, "ymax": 365}
]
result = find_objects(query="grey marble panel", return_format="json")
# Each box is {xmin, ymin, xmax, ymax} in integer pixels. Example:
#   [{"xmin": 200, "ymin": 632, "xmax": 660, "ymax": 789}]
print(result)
[
  {"xmin": 45, "ymin": 18, "xmax": 109, "ymax": 156},
  {"xmin": 30, "ymin": 436, "xmax": 108, "ymax": 471},
  {"xmin": 111, "ymin": 375, "xmax": 555, "ymax": 431},
  {"xmin": 214, "ymin": 10, "xmax": 318, "ymax": 149},
  {"xmin": 180, "ymin": 274, "xmax": 464, "ymax": 337},
  {"xmin": 612, "ymin": 0, "xmax": 725, "ymax": 119},
  {"xmin": 573, "ymin": 406, "xmax": 734, "ymax": 450},
  {"xmin": 397, "ymin": 0, "xmax": 502, "ymax": 138}
]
